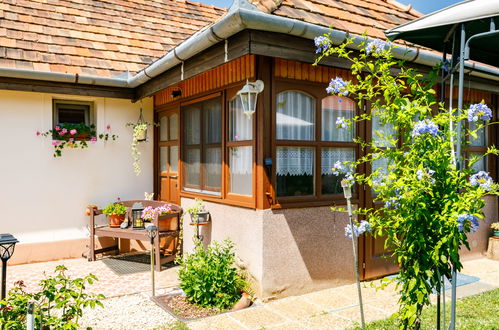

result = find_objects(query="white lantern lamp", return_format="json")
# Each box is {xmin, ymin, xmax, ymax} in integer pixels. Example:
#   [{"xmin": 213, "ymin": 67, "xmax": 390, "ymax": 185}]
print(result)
[{"xmin": 237, "ymin": 80, "xmax": 264, "ymax": 117}]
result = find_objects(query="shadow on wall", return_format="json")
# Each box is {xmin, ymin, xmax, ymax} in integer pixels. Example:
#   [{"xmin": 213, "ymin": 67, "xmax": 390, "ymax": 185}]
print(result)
[{"xmin": 261, "ymin": 207, "xmax": 356, "ymax": 298}]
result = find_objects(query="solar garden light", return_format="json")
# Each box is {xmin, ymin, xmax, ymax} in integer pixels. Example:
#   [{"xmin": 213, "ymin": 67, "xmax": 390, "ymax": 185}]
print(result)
[
  {"xmin": 0, "ymin": 233, "xmax": 18, "ymax": 300},
  {"xmin": 340, "ymin": 179, "xmax": 366, "ymax": 330},
  {"xmin": 132, "ymin": 202, "xmax": 145, "ymax": 229},
  {"xmin": 145, "ymin": 224, "xmax": 157, "ymax": 297},
  {"xmin": 237, "ymin": 80, "xmax": 264, "ymax": 117}
]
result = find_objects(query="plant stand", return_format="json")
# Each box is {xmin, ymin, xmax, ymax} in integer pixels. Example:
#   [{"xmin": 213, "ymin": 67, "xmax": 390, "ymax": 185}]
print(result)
[{"xmin": 487, "ymin": 237, "xmax": 499, "ymax": 261}]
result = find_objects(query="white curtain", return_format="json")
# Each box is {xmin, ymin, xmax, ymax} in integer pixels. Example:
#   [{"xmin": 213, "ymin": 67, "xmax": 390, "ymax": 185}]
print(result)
[
  {"xmin": 321, "ymin": 148, "xmax": 355, "ymax": 175},
  {"xmin": 184, "ymin": 148, "xmax": 200, "ymax": 186},
  {"xmin": 204, "ymin": 147, "xmax": 221, "ymax": 188},
  {"xmin": 276, "ymin": 147, "xmax": 314, "ymax": 176},
  {"xmin": 229, "ymin": 146, "xmax": 253, "ymax": 195},
  {"xmin": 230, "ymin": 97, "xmax": 252, "ymax": 141},
  {"xmin": 322, "ymin": 96, "xmax": 355, "ymax": 141},
  {"xmin": 203, "ymin": 98, "xmax": 221, "ymax": 144},
  {"xmin": 184, "ymin": 106, "xmax": 200, "ymax": 145},
  {"xmin": 159, "ymin": 116, "xmax": 168, "ymax": 141},
  {"xmin": 372, "ymin": 109, "xmax": 396, "ymax": 147},
  {"xmin": 276, "ymin": 91, "xmax": 315, "ymax": 140}
]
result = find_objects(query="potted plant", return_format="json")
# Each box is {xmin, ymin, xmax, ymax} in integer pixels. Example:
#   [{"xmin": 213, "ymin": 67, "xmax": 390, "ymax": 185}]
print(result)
[
  {"xmin": 102, "ymin": 202, "xmax": 127, "ymax": 228},
  {"xmin": 491, "ymin": 222, "xmax": 499, "ymax": 238},
  {"xmin": 186, "ymin": 198, "xmax": 210, "ymax": 224},
  {"xmin": 141, "ymin": 205, "xmax": 177, "ymax": 231},
  {"xmin": 126, "ymin": 121, "xmax": 157, "ymax": 175}
]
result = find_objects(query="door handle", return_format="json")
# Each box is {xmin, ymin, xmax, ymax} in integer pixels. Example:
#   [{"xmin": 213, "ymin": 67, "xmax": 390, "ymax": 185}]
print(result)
[{"xmin": 170, "ymin": 175, "xmax": 178, "ymax": 179}]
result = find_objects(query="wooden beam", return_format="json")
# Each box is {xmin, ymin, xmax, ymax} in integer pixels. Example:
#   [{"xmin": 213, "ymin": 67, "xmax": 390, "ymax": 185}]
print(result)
[
  {"xmin": 0, "ymin": 77, "xmax": 134, "ymax": 99},
  {"xmin": 135, "ymin": 31, "xmax": 251, "ymax": 99}
]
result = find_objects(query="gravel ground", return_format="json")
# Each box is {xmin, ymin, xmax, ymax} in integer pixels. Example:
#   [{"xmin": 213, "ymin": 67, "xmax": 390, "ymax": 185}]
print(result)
[{"xmin": 79, "ymin": 292, "xmax": 177, "ymax": 329}]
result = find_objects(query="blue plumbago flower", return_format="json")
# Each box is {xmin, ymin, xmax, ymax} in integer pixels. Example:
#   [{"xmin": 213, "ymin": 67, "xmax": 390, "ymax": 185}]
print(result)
[
  {"xmin": 470, "ymin": 171, "xmax": 493, "ymax": 190},
  {"xmin": 345, "ymin": 220, "xmax": 372, "ymax": 239},
  {"xmin": 365, "ymin": 39, "xmax": 388, "ymax": 55},
  {"xmin": 441, "ymin": 60, "xmax": 451, "ymax": 74},
  {"xmin": 336, "ymin": 117, "xmax": 348, "ymax": 129},
  {"xmin": 416, "ymin": 168, "xmax": 436, "ymax": 184},
  {"xmin": 467, "ymin": 103, "xmax": 492, "ymax": 122},
  {"xmin": 457, "ymin": 214, "xmax": 479, "ymax": 233},
  {"xmin": 331, "ymin": 161, "xmax": 344, "ymax": 175},
  {"xmin": 384, "ymin": 199, "xmax": 400, "ymax": 209},
  {"xmin": 314, "ymin": 36, "xmax": 331, "ymax": 53},
  {"xmin": 326, "ymin": 77, "xmax": 349, "ymax": 95},
  {"xmin": 411, "ymin": 119, "xmax": 439, "ymax": 137},
  {"xmin": 344, "ymin": 173, "xmax": 355, "ymax": 185}
]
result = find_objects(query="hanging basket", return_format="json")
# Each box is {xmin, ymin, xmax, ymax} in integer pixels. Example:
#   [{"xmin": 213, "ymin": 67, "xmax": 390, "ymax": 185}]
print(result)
[{"xmin": 135, "ymin": 127, "xmax": 147, "ymax": 142}]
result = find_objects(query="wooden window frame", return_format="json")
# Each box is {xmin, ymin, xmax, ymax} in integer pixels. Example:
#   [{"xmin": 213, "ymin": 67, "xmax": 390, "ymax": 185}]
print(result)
[
  {"xmin": 181, "ymin": 93, "xmax": 223, "ymax": 196},
  {"xmin": 224, "ymin": 86, "xmax": 257, "ymax": 206},
  {"xmin": 271, "ymin": 79, "xmax": 361, "ymax": 208}
]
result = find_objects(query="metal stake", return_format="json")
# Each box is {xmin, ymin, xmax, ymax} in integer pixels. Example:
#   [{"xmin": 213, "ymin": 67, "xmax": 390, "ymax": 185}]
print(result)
[
  {"xmin": 150, "ymin": 236, "xmax": 155, "ymax": 297},
  {"xmin": 1, "ymin": 259, "xmax": 7, "ymax": 300}
]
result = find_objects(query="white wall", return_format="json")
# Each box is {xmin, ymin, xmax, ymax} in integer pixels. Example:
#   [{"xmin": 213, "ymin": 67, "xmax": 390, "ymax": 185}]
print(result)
[{"xmin": 0, "ymin": 90, "xmax": 154, "ymax": 244}]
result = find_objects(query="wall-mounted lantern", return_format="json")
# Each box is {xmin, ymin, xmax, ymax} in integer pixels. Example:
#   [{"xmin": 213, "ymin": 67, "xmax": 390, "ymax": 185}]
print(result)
[
  {"xmin": 0, "ymin": 233, "xmax": 18, "ymax": 299},
  {"xmin": 237, "ymin": 80, "xmax": 264, "ymax": 117}
]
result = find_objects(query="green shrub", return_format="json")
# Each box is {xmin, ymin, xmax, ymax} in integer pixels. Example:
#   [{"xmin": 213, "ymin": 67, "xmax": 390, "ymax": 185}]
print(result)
[
  {"xmin": 176, "ymin": 239, "xmax": 247, "ymax": 310},
  {"xmin": 0, "ymin": 265, "xmax": 105, "ymax": 329}
]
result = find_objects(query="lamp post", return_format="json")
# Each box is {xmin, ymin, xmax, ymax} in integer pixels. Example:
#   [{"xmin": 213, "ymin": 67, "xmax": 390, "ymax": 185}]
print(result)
[
  {"xmin": 145, "ymin": 224, "xmax": 157, "ymax": 297},
  {"xmin": 237, "ymin": 80, "xmax": 264, "ymax": 117},
  {"xmin": 0, "ymin": 233, "xmax": 18, "ymax": 300},
  {"xmin": 341, "ymin": 180, "xmax": 366, "ymax": 330}
]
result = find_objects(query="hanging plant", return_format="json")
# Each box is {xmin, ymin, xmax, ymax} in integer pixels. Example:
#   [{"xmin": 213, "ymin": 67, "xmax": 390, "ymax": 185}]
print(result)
[
  {"xmin": 37, "ymin": 123, "xmax": 118, "ymax": 157},
  {"xmin": 126, "ymin": 107, "xmax": 157, "ymax": 175}
]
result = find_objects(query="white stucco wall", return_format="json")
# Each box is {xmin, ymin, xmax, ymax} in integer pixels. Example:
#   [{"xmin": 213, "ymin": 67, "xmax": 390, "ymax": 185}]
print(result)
[{"xmin": 0, "ymin": 90, "xmax": 154, "ymax": 246}]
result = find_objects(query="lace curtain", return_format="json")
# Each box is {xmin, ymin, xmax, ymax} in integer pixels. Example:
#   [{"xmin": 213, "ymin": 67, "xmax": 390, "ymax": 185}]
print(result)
[
  {"xmin": 276, "ymin": 147, "xmax": 314, "ymax": 176},
  {"xmin": 276, "ymin": 91, "xmax": 315, "ymax": 140},
  {"xmin": 322, "ymin": 96, "xmax": 355, "ymax": 142},
  {"xmin": 204, "ymin": 148, "xmax": 221, "ymax": 188},
  {"xmin": 229, "ymin": 97, "xmax": 252, "ymax": 141},
  {"xmin": 321, "ymin": 148, "xmax": 355, "ymax": 175}
]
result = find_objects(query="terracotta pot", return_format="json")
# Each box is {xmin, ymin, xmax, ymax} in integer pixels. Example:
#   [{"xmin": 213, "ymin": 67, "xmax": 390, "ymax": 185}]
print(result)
[
  {"xmin": 158, "ymin": 216, "xmax": 178, "ymax": 231},
  {"xmin": 231, "ymin": 292, "xmax": 252, "ymax": 311},
  {"xmin": 109, "ymin": 214, "xmax": 126, "ymax": 228},
  {"xmin": 85, "ymin": 205, "xmax": 98, "ymax": 216}
]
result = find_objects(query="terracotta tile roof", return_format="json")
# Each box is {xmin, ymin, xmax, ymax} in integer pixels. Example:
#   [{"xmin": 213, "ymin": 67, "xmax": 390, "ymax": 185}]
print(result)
[
  {"xmin": 0, "ymin": 0, "xmax": 225, "ymax": 77},
  {"xmin": 0, "ymin": 0, "xmax": 422, "ymax": 79},
  {"xmin": 250, "ymin": 0, "xmax": 421, "ymax": 39}
]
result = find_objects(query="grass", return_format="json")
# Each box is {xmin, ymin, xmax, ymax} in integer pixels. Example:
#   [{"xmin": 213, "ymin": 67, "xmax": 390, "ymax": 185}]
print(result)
[{"xmin": 351, "ymin": 288, "xmax": 499, "ymax": 329}]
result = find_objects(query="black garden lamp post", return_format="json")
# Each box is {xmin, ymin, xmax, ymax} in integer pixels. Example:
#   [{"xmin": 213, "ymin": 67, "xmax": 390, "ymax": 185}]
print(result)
[
  {"xmin": 0, "ymin": 233, "xmax": 18, "ymax": 300},
  {"xmin": 145, "ymin": 224, "xmax": 157, "ymax": 297}
]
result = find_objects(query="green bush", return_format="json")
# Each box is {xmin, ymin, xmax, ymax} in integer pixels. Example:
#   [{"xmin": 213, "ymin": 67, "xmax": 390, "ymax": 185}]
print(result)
[
  {"xmin": 0, "ymin": 265, "xmax": 105, "ymax": 329},
  {"xmin": 176, "ymin": 239, "xmax": 247, "ymax": 310}
]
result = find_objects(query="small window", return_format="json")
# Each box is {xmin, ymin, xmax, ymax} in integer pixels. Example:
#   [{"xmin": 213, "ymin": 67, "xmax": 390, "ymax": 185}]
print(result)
[{"xmin": 53, "ymin": 100, "xmax": 94, "ymax": 127}]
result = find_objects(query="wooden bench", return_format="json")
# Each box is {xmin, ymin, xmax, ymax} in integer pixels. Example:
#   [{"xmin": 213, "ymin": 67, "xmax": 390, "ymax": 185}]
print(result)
[{"xmin": 88, "ymin": 200, "xmax": 182, "ymax": 271}]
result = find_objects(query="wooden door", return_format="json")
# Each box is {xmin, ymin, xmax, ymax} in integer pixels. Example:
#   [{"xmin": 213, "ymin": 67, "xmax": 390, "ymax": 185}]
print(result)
[
  {"xmin": 158, "ymin": 109, "xmax": 180, "ymax": 205},
  {"xmin": 360, "ymin": 107, "xmax": 399, "ymax": 280}
]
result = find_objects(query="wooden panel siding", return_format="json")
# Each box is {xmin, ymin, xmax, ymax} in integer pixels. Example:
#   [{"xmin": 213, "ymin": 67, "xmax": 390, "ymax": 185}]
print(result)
[
  {"xmin": 444, "ymin": 86, "xmax": 492, "ymax": 104},
  {"xmin": 274, "ymin": 58, "xmax": 354, "ymax": 84},
  {"xmin": 154, "ymin": 55, "xmax": 255, "ymax": 106}
]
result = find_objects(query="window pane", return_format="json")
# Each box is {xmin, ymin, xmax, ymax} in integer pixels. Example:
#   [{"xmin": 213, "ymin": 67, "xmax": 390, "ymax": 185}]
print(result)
[
  {"xmin": 372, "ymin": 109, "xmax": 396, "ymax": 147},
  {"xmin": 372, "ymin": 156, "xmax": 390, "ymax": 176},
  {"xmin": 229, "ymin": 146, "xmax": 253, "ymax": 196},
  {"xmin": 469, "ymin": 121, "xmax": 486, "ymax": 147},
  {"xmin": 204, "ymin": 147, "xmax": 221, "ymax": 191},
  {"xmin": 184, "ymin": 148, "xmax": 201, "ymax": 187},
  {"xmin": 322, "ymin": 96, "xmax": 355, "ymax": 142},
  {"xmin": 321, "ymin": 148, "xmax": 355, "ymax": 195},
  {"xmin": 276, "ymin": 91, "xmax": 315, "ymax": 140},
  {"xmin": 159, "ymin": 147, "xmax": 168, "ymax": 172},
  {"xmin": 159, "ymin": 116, "xmax": 168, "ymax": 142},
  {"xmin": 276, "ymin": 147, "xmax": 314, "ymax": 197},
  {"xmin": 184, "ymin": 105, "xmax": 200, "ymax": 145},
  {"xmin": 470, "ymin": 153, "xmax": 486, "ymax": 172},
  {"xmin": 229, "ymin": 96, "xmax": 252, "ymax": 141},
  {"xmin": 169, "ymin": 114, "xmax": 178, "ymax": 140},
  {"xmin": 204, "ymin": 98, "xmax": 222, "ymax": 144},
  {"xmin": 170, "ymin": 146, "xmax": 178, "ymax": 173}
]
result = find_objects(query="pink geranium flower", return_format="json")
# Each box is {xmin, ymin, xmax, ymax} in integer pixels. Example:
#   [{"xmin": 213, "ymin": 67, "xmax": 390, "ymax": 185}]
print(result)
[
  {"xmin": 55, "ymin": 126, "xmax": 61, "ymax": 131},
  {"xmin": 61, "ymin": 128, "xmax": 68, "ymax": 134},
  {"xmin": 106, "ymin": 124, "xmax": 111, "ymax": 130},
  {"xmin": 52, "ymin": 140, "xmax": 60, "ymax": 146},
  {"xmin": 70, "ymin": 129, "xmax": 77, "ymax": 135},
  {"xmin": 91, "ymin": 136, "xmax": 97, "ymax": 143},
  {"xmin": 69, "ymin": 138, "xmax": 74, "ymax": 143},
  {"xmin": 36, "ymin": 131, "xmax": 41, "ymax": 136}
]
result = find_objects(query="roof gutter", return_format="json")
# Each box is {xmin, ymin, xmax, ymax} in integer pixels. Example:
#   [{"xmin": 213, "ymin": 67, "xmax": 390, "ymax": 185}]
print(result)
[{"xmin": 1, "ymin": 6, "xmax": 498, "ymax": 90}]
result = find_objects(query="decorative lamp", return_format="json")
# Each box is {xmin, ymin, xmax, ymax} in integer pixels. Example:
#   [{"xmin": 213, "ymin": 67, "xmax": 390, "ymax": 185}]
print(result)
[
  {"xmin": 341, "ymin": 178, "xmax": 352, "ymax": 199},
  {"xmin": 131, "ymin": 202, "xmax": 145, "ymax": 230},
  {"xmin": 0, "ymin": 233, "xmax": 18, "ymax": 299},
  {"xmin": 237, "ymin": 80, "xmax": 264, "ymax": 117},
  {"xmin": 145, "ymin": 223, "xmax": 158, "ymax": 297}
]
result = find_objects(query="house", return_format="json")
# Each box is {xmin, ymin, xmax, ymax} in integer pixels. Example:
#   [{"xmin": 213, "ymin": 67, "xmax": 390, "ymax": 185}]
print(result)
[{"xmin": 1, "ymin": 0, "xmax": 498, "ymax": 300}]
